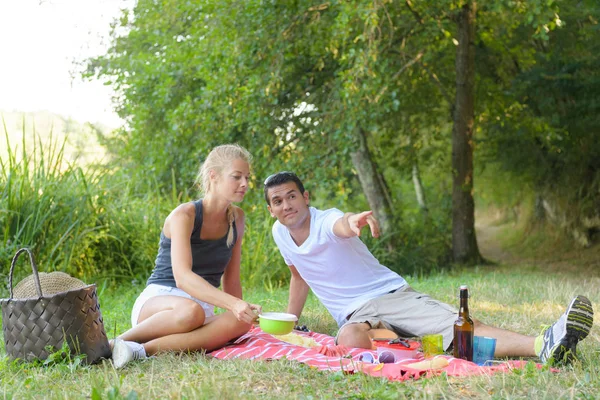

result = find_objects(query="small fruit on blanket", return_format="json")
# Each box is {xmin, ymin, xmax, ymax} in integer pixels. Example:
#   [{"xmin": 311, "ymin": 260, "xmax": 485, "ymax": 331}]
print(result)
[
  {"xmin": 403, "ymin": 356, "xmax": 449, "ymax": 370},
  {"xmin": 294, "ymin": 324, "xmax": 310, "ymax": 332}
]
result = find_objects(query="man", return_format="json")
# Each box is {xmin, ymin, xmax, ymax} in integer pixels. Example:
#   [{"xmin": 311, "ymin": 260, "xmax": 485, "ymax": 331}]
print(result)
[{"xmin": 263, "ymin": 171, "xmax": 593, "ymax": 365}]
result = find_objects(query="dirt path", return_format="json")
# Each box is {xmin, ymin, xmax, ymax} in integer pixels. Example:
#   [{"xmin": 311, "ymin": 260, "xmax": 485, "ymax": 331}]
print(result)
[
  {"xmin": 475, "ymin": 215, "xmax": 600, "ymax": 274},
  {"xmin": 475, "ymin": 222, "xmax": 513, "ymax": 264},
  {"xmin": 475, "ymin": 211, "xmax": 519, "ymax": 265}
]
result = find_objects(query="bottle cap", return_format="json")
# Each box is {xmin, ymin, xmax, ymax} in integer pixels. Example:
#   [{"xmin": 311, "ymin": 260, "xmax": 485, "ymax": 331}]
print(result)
[{"xmin": 460, "ymin": 285, "xmax": 468, "ymax": 290}]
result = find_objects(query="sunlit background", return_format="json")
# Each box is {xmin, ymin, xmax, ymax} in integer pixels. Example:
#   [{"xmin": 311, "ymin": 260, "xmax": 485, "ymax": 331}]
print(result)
[{"xmin": 0, "ymin": 0, "xmax": 133, "ymax": 128}]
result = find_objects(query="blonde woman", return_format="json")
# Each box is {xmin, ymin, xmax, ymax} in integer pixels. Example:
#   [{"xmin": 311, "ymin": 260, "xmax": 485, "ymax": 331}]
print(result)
[{"xmin": 111, "ymin": 144, "xmax": 261, "ymax": 368}]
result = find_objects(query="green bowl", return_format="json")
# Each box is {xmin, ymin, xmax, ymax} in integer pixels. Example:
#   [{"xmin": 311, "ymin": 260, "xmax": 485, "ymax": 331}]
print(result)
[{"xmin": 259, "ymin": 312, "xmax": 298, "ymax": 335}]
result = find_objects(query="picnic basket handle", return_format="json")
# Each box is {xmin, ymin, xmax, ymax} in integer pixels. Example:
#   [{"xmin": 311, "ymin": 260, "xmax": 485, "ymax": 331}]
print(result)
[{"xmin": 8, "ymin": 248, "xmax": 43, "ymax": 299}]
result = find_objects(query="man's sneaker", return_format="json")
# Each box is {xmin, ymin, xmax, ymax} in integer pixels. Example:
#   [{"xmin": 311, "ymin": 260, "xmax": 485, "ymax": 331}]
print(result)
[
  {"xmin": 538, "ymin": 295, "xmax": 594, "ymax": 365},
  {"xmin": 112, "ymin": 339, "xmax": 147, "ymax": 369}
]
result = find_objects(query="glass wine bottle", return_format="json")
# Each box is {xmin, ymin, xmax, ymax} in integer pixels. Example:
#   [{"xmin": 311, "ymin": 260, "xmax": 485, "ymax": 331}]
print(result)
[{"xmin": 453, "ymin": 284, "xmax": 474, "ymax": 361}]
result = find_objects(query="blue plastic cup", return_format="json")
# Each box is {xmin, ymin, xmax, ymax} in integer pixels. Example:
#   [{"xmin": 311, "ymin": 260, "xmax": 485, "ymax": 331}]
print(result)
[{"xmin": 473, "ymin": 336, "xmax": 497, "ymax": 366}]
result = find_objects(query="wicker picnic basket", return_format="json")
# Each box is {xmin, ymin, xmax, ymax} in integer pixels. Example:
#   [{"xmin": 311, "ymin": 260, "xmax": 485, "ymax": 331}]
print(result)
[{"xmin": 1, "ymin": 248, "xmax": 111, "ymax": 364}]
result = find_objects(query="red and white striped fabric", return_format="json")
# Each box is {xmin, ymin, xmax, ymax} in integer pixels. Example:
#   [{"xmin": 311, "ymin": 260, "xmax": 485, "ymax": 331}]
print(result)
[{"xmin": 209, "ymin": 327, "xmax": 547, "ymax": 381}]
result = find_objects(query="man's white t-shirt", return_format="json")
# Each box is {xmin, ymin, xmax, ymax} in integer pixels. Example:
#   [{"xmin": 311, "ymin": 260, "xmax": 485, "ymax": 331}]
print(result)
[{"xmin": 272, "ymin": 207, "xmax": 407, "ymax": 326}]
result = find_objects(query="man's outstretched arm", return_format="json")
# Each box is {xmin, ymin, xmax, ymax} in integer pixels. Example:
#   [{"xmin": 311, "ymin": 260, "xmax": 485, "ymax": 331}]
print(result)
[
  {"xmin": 333, "ymin": 211, "xmax": 381, "ymax": 238},
  {"xmin": 287, "ymin": 265, "xmax": 309, "ymax": 319}
]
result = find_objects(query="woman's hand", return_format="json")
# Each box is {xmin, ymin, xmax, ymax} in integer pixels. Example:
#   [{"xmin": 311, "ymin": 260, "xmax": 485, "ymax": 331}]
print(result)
[{"xmin": 232, "ymin": 299, "xmax": 262, "ymax": 324}]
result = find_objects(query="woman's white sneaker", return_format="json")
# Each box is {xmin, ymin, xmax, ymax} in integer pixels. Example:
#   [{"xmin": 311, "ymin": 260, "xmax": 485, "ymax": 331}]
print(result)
[{"xmin": 112, "ymin": 339, "xmax": 147, "ymax": 369}]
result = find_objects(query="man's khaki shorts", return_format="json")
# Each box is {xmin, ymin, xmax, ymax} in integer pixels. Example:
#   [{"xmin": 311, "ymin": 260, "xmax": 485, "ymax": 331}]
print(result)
[{"xmin": 336, "ymin": 286, "xmax": 457, "ymax": 350}]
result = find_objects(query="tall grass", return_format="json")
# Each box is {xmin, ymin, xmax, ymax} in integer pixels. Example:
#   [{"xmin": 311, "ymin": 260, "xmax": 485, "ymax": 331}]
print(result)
[
  {"xmin": 0, "ymin": 121, "xmax": 170, "ymax": 291},
  {"xmin": 1, "ymin": 123, "xmax": 97, "ymax": 281}
]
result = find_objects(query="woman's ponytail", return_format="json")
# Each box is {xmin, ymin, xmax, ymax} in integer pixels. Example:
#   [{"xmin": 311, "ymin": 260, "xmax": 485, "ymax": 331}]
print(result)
[{"xmin": 226, "ymin": 204, "xmax": 235, "ymax": 247}]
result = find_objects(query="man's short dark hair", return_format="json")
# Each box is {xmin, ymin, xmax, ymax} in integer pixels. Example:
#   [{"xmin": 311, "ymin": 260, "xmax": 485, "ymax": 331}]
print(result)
[{"xmin": 263, "ymin": 171, "xmax": 305, "ymax": 205}]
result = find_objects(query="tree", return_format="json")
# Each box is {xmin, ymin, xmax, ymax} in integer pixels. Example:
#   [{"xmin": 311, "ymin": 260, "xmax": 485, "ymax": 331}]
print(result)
[
  {"xmin": 86, "ymin": 0, "xmax": 585, "ymax": 270},
  {"xmin": 451, "ymin": 1, "xmax": 483, "ymax": 263}
]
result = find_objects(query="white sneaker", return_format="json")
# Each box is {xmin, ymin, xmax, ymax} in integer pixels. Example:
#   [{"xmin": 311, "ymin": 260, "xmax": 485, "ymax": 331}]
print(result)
[
  {"xmin": 112, "ymin": 339, "xmax": 147, "ymax": 369},
  {"xmin": 538, "ymin": 295, "xmax": 594, "ymax": 365}
]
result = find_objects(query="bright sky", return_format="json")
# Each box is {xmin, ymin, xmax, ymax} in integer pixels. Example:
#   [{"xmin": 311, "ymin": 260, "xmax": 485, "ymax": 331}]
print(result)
[{"xmin": 0, "ymin": 0, "xmax": 134, "ymax": 128}]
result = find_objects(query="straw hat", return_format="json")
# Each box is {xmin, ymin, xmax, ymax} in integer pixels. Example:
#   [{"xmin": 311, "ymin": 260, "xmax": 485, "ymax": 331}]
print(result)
[{"xmin": 12, "ymin": 271, "xmax": 87, "ymax": 299}]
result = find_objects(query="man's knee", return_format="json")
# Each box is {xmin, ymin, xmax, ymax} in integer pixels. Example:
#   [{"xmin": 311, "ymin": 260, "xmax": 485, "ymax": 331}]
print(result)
[{"xmin": 337, "ymin": 323, "xmax": 372, "ymax": 349}]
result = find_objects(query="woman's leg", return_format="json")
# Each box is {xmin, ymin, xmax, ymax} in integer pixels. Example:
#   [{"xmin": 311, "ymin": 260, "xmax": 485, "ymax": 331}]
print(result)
[
  {"xmin": 143, "ymin": 310, "xmax": 251, "ymax": 355},
  {"xmin": 118, "ymin": 296, "xmax": 207, "ymax": 344}
]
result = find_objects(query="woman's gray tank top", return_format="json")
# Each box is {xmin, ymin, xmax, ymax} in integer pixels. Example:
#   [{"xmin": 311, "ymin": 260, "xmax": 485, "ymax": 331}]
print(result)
[{"xmin": 146, "ymin": 199, "xmax": 237, "ymax": 288}]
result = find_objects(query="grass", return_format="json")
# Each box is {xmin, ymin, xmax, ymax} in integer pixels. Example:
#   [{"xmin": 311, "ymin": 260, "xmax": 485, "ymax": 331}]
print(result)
[{"xmin": 1, "ymin": 262, "xmax": 599, "ymax": 399}]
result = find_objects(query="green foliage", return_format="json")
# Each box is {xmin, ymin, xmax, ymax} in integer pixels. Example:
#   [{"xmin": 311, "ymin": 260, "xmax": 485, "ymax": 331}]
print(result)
[
  {"xmin": 91, "ymin": 384, "xmax": 139, "ymax": 400},
  {"xmin": 477, "ymin": 1, "xmax": 600, "ymax": 235},
  {"xmin": 84, "ymin": 0, "xmax": 471, "ymax": 274},
  {"xmin": 36, "ymin": 341, "xmax": 87, "ymax": 370},
  {"xmin": 238, "ymin": 203, "xmax": 286, "ymax": 288},
  {"xmin": 1, "ymin": 127, "xmax": 103, "ymax": 281},
  {"xmin": 0, "ymin": 127, "xmax": 169, "ymax": 286}
]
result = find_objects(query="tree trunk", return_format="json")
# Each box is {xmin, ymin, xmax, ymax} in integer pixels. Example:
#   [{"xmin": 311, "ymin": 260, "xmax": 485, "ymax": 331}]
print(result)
[
  {"xmin": 451, "ymin": 2, "xmax": 483, "ymax": 264},
  {"xmin": 412, "ymin": 161, "xmax": 428, "ymax": 215},
  {"xmin": 350, "ymin": 128, "xmax": 396, "ymax": 244}
]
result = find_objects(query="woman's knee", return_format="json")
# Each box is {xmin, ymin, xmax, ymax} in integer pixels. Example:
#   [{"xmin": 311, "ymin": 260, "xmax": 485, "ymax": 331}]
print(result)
[
  {"xmin": 232, "ymin": 315, "xmax": 252, "ymax": 336},
  {"xmin": 236, "ymin": 320, "xmax": 252, "ymax": 337},
  {"xmin": 221, "ymin": 312, "xmax": 252, "ymax": 337},
  {"xmin": 173, "ymin": 302, "xmax": 206, "ymax": 331}
]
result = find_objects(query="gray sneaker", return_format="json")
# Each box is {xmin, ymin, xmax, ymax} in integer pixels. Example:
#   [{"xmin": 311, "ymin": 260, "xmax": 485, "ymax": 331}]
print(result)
[
  {"xmin": 112, "ymin": 339, "xmax": 147, "ymax": 369},
  {"xmin": 538, "ymin": 295, "xmax": 594, "ymax": 365}
]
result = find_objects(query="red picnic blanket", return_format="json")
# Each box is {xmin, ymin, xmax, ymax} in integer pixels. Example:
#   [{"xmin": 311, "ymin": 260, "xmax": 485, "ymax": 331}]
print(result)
[{"xmin": 208, "ymin": 327, "xmax": 547, "ymax": 382}]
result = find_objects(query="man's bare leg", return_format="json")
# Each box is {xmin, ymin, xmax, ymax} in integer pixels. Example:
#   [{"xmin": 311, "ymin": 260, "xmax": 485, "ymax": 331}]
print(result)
[
  {"xmin": 336, "ymin": 323, "xmax": 398, "ymax": 349},
  {"xmin": 337, "ymin": 320, "xmax": 536, "ymax": 357},
  {"xmin": 474, "ymin": 320, "xmax": 536, "ymax": 357}
]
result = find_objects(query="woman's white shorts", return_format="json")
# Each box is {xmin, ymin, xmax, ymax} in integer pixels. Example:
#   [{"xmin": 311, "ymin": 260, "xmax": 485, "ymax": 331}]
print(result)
[{"xmin": 130, "ymin": 283, "xmax": 216, "ymax": 327}]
